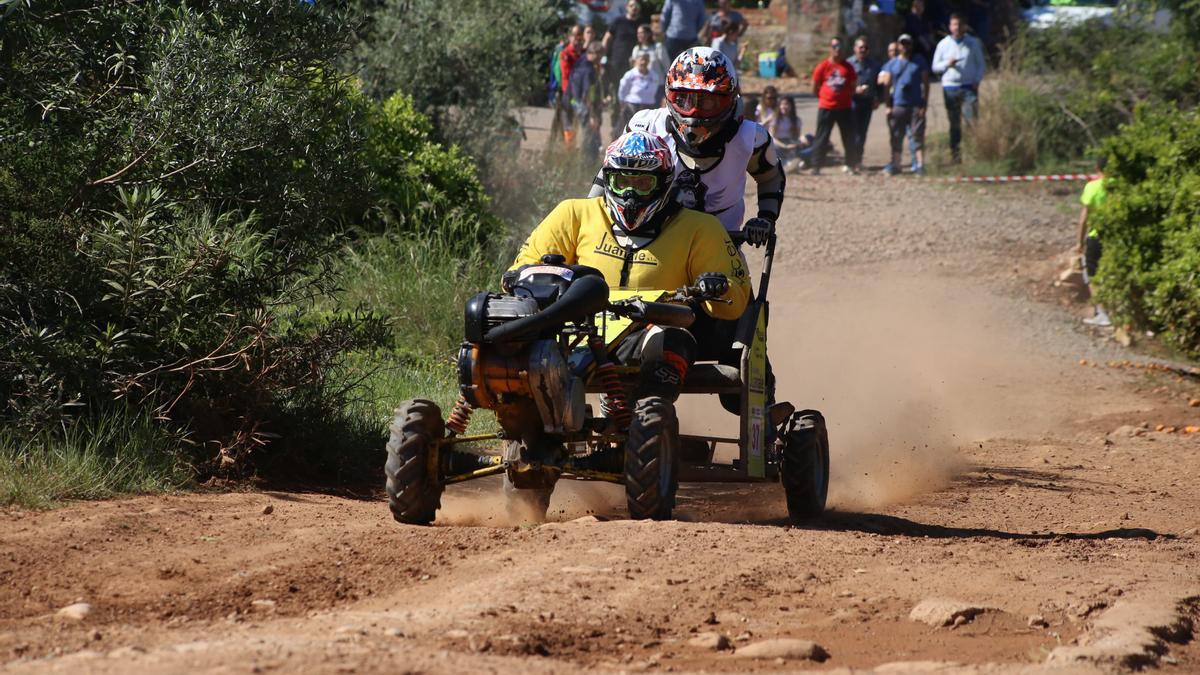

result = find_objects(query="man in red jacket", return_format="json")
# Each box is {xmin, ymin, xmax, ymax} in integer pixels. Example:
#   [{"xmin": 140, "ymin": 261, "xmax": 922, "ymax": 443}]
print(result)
[
  {"xmin": 809, "ymin": 37, "xmax": 858, "ymax": 175},
  {"xmin": 558, "ymin": 25, "xmax": 586, "ymax": 145}
]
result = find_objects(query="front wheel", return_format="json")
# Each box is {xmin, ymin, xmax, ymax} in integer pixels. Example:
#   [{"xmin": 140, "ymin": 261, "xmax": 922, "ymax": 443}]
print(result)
[
  {"xmin": 624, "ymin": 396, "xmax": 679, "ymax": 520},
  {"xmin": 384, "ymin": 400, "xmax": 445, "ymax": 525},
  {"xmin": 779, "ymin": 410, "xmax": 830, "ymax": 524}
]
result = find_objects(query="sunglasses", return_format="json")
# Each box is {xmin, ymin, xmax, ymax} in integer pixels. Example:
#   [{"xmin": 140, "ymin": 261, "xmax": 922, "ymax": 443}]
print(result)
[
  {"xmin": 607, "ymin": 171, "xmax": 660, "ymax": 196},
  {"xmin": 666, "ymin": 90, "xmax": 732, "ymax": 118}
]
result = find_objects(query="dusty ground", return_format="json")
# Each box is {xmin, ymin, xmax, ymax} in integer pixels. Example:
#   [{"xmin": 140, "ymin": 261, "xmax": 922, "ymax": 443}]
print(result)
[{"xmin": 4, "ymin": 104, "xmax": 1200, "ymax": 674}]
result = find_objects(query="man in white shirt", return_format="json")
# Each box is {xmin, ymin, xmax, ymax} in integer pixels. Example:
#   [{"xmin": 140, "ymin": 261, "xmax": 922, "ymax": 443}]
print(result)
[
  {"xmin": 617, "ymin": 53, "xmax": 663, "ymax": 131},
  {"xmin": 932, "ymin": 13, "xmax": 986, "ymax": 162}
]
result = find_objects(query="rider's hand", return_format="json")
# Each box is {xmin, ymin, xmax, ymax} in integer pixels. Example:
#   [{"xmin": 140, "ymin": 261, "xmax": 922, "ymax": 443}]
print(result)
[
  {"xmin": 696, "ymin": 272, "xmax": 729, "ymax": 299},
  {"xmin": 742, "ymin": 217, "xmax": 774, "ymax": 248}
]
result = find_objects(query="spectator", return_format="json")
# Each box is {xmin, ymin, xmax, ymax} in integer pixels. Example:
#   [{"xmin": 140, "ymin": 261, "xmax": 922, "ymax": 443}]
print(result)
[
  {"xmin": 704, "ymin": 0, "xmax": 747, "ymax": 43},
  {"xmin": 559, "ymin": 25, "xmax": 587, "ymax": 145},
  {"xmin": 604, "ymin": 1, "xmax": 649, "ymax": 138},
  {"xmin": 711, "ymin": 22, "xmax": 741, "ymax": 69},
  {"xmin": 570, "ymin": 42, "xmax": 606, "ymax": 162},
  {"xmin": 617, "ymin": 53, "xmax": 662, "ymax": 132},
  {"xmin": 661, "ymin": 0, "xmax": 707, "ymax": 60},
  {"xmin": 846, "ymin": 36, "xmax": 879, "ymax": 173},
  {"xmin": 810, "ymin": 36, "xmax": 858, "ymax": 175},
  {"xmin": 878, "ymin": 33, "xmax": 929, "ymax": 176},
  {"xmin": 932, "ymin": 13, "xmax": 985, "ymax": 163},
  {"xmin": 753, "ymin": 85, "xmax": 780, "ymax": 127},
  {"xmin": 904, "ymin": 0, "xmax": 935, "ymax": 69},
  {"xmin": 1078, "ymin": 157, "xmax": 1112, "ymax": 327},
  {"xmin": 630, "ymin": 24, "xmax": 669, "ymax": 83},
  {"xmin": 769, "ymin": 96, "xmax": 815, "ymax": 173},
  {"xmin": 576, "ymin": 0, "xmax": 621, "ymax": 28},
  {"xmin": 886, "ymin": 40, "xmax": 899, "ymax": 60}
]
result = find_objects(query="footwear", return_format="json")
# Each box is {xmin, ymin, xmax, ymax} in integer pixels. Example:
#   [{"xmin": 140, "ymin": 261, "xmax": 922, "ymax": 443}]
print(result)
[
  {"xmin": 913, "ymin": 164, "xmax": 927, "ymax": 177},
  {"xmin": 811, "ymin": 167, "xmax": 821, "ymax": 176},
  {"xmin": 882, "ymin": 163, "xmax": 896, "ymax": 176},
  {"xmin": 910, "ymin": 159, "xmax": 919, "ymax": 173},
  {"xmin": 769, "ymin": 402, "xmax": 796, "ymax": 428},
  {"xmin": 842, "ymin": 165, "xmax": 852, "ymax": 174},
  {"xmin": 1083, "ymin": 309, "xmax": 1112, "ymax": 327}
]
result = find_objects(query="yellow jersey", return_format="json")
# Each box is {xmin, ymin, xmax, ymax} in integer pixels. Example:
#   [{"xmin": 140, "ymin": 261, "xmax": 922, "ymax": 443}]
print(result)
[{"xmin": 512, "ymin": 197, "xmax": 750, "ymax": 321}]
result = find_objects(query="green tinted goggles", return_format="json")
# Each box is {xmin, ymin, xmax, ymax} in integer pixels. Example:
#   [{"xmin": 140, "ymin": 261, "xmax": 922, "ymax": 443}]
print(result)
[{"xmin": 607, "ymin": 171, "xmax": 660, "ymax": 196}]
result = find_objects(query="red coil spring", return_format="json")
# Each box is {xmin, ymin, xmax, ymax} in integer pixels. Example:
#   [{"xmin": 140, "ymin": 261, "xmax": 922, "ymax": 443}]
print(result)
[
  {"xmin": 595, "ymin": 361, "xmax": 632, "ymax": 429},
  {"xmin": 446, "ymin": 395, "xmax": 474, "ymax": 435}
]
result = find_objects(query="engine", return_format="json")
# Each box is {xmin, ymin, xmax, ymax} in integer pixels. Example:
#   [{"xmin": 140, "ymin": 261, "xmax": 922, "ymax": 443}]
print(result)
[{"xmin": 456, "ymin": 262, "xmax": 593, "ymax": 435}]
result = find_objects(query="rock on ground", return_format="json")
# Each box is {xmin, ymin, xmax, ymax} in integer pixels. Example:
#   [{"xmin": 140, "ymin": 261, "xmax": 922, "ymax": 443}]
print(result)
[
  {"xmin": 733, "ymin": 638, "xmax": 828, "ymax": 661},
  {"xmin": 55, "ymin": 602, "xmax": 92, "ymax": 621},
  {"xmin": 909, "ymin": 599, "xmax": 991, "ymax": 627},
  {"xmin": 686, "ymin": 631, "xmax": 731, "ymax": 651}
]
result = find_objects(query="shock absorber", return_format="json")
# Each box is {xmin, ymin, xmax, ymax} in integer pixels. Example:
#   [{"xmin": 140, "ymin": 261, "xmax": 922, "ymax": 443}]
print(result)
[
  {"xmin": 589, "ymin": 335, "xmax": 631, "ymax": 429},
  {"xmin": 446, "ymin": 394, "xmax": 474, "ymax": 435}
]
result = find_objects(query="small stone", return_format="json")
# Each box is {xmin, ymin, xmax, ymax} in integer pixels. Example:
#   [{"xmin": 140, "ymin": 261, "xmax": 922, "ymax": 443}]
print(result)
[
  {"xmin": 952, "ymin": 615, "xmax": 969, "ymax": 627},
  {"xmin": 250, "ymin": 599, "xmax": 276, "ymax": 611},
  {"xmin": 1188, "ymin": 399, "xmax": 1200, "ymax": 408},
  {"xmin": 570, "ymin": 515, "xmax": 601, "ymax": 523},
  {"xmin": 1028, "ymin": 615, "xmax": 1049, "ymax": 628},
  {"xmin": 261, "ymin": 504, "xmax": 274, "ymax": 515},
  {"xmin": 88, "ymin": 629, "xmax": 103, "ymax": 641},
  {"xmin": 1182, "ymin": 528, "xmax": 1198, "ymax": 538},
  {"xmin": 687, "ymin": 632, "xmax": 731, "ymax": 651},
  {"xmin": 1109, "ymin": 425, "xmax": 1142, "ymax": 438},
  {"xmin": 445, "ymin": 629, "xmax": 469, "ymax": 639},
  {"xmin": 734, "ymin": 638, "xmax": 829, "ymax": 662},
  {"xmin": 56, "ymin": 602, "xmax": 92, "ymax": 622},
  {"xmin": 909, "ymin": 599, "xmax": 990, "ymax": 627}
]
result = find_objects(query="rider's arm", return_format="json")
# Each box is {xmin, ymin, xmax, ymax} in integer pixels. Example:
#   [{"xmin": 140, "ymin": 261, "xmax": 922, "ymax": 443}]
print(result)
[
  {"xmin": 511, "ymin": 199, "xmax": 583, "ymax": 269},
  {"xmin": 688, "ymin": 217, "xmax": 751, "ymax": 320},
  {"xmin": 746, "ymin": 124, "xmax": 785, "ymax": 222}
]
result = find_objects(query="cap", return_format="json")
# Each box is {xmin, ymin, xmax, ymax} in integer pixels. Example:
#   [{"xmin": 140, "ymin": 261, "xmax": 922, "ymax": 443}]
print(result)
[{"xmin": 897, "ymin": 33, "xmax": 913, "ymax": 44}]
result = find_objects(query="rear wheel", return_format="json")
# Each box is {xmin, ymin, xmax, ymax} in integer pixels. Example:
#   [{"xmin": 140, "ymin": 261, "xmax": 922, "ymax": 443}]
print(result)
[
  {"xmin": 779, "ymin": 410, "xmax": 829, "ymax": 524},
  {"xmin": 624, "ymin": 396, "xmax": 679, "ymax": 520},
  {"xmin": 384, "ymin": 400, "xmax": 445, "ymax": 525}
]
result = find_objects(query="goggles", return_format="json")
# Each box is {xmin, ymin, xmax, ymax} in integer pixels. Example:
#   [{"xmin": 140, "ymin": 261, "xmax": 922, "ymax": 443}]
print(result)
[
  {"xmin": 606, "ymin": 171, "xmax": 660, "ymax": 196},
  {"xmin": 666, "ymin": 89, "xmax": 733, "ymax": 119}
]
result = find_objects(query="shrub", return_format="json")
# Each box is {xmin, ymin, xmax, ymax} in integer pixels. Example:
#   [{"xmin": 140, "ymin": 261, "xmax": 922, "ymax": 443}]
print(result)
[
  {"xmin": 1093, "ymin": 107, "xmax": 1200, "ymax": 358},
  {"xmin": 364, "ymin": 92, "xmax": 503, "ymax": 243},
  {"xmin": 353, "ymin": 0, "xmax": 571, "ymax": 172}
]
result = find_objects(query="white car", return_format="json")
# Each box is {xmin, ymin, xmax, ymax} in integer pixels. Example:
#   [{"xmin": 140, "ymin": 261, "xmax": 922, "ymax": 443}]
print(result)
[{"xmin": 1022, "ymin": 0, "xmax": 1171, "ymax": 30}]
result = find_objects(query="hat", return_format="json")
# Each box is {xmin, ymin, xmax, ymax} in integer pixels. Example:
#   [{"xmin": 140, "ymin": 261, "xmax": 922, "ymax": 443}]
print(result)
[{"xmin": 897, "ymin": 33, "xmax": 913, "ymax": 44}]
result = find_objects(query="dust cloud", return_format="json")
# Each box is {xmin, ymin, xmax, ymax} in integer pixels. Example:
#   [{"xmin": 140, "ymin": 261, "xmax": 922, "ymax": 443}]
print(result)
[
  {"xmin": 436, "ymin": 476, "xmax": 625, "ymax": 527},
  {"xmin": 769, "ymin": 267, "xmax": 1060, "ymax": 509}
]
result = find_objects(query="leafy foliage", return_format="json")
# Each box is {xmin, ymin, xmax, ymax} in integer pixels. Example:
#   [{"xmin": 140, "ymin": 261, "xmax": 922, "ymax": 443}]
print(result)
[
  {"xmin": 1093, "ymin": 108, "xmax": 1200, "ymax": 358},
  {"xmin": 364, "ymin": 92, "xmax": 502, "ymax": 243},
  {"xmin": 968, "ymin": 19, "xmax": 1200, "ymax": 171},
  {"xmin": 353, "ymin": 0, "xmax": 570, "ymax": 167}
]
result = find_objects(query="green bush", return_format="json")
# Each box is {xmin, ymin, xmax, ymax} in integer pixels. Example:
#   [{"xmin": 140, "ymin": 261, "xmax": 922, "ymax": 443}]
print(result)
[
  {"xmin": 364, "ymin": 92, "xmax": 503, "ymax": 243},
  {"xmin": 969, "ymin": 20, "xmax": 1200, "ymax": 170},
  {"xmin": 1094, "ymin": 107, "xmax": 1200, "ymax": 358},
  {"xmin": 0, "ymin": 1, "xmax": 390, "ymax": 478}
]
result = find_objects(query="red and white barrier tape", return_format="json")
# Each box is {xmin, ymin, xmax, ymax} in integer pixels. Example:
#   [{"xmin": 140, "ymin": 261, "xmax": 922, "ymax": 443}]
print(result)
[{"xmin": 938, "ymin": 173, "xmax": 1099, "ymax": 184}]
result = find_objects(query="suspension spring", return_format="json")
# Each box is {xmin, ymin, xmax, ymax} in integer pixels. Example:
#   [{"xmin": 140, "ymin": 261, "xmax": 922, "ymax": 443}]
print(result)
[
  {"xmin": 446, "ymin": 395, "xmax": 474, "ymax": 435},
  {"xmin": 589, "ymin": 335, "xmax": 631, "ymax": 429}
]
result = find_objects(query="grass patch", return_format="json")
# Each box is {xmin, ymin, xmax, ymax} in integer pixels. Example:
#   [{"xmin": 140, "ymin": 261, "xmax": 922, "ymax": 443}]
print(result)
[{"xmin": 0, "ymin": 411, "xmax": 192, "ymax": 509}]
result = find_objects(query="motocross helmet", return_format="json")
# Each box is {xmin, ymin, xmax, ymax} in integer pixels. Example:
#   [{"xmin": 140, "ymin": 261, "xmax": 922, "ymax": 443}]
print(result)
[
  {"xmin": 601, "ymin": 131, "xmax": 675, "ymax": 234},
  {"xmin": 665, "ymin": 46, "xmax": 741, "ymax": 152}
]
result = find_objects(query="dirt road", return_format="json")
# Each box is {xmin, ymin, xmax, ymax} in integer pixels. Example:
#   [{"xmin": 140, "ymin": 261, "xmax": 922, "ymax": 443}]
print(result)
[{"xmin": 4, "ymin": 135, "xmax": 1200, "ymax": 672}]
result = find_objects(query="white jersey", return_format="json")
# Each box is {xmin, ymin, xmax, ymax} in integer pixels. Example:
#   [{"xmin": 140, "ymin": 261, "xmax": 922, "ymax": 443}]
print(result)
[{"xmin": 627, "ymin": 107, "xmax": 760, "ymax": 233}]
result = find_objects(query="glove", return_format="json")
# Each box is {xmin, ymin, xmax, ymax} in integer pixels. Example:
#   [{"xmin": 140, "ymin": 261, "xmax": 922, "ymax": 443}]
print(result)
[
  {"xmin": 696, "ymin": 272, "xmax": 729, "ymax": 299},
  {"xmin": 742, "ymin": 217, "xmax": 774, "ymax": 247}
]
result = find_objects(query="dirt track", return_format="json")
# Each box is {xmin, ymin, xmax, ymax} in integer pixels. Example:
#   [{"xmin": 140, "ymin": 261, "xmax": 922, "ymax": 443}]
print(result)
[{"xmin": 5, "ymin": 120, "xmax": 1200, "ymax": 673}]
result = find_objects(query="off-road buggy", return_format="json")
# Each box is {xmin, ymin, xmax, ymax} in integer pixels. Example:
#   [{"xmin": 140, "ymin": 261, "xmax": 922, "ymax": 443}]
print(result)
[{"xmin": 384, "ymin": 234, "xmax": 829, "ymax": 524}]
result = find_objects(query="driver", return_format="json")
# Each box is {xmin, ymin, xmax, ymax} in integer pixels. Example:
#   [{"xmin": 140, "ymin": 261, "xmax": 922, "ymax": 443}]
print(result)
[
  {"xmin": 588, "ymin": 47, "xmax": 784, "ymax": 248},
  {"xmin": 511, "ymin": 131, "xmax": 750, "ymax": 401}
]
